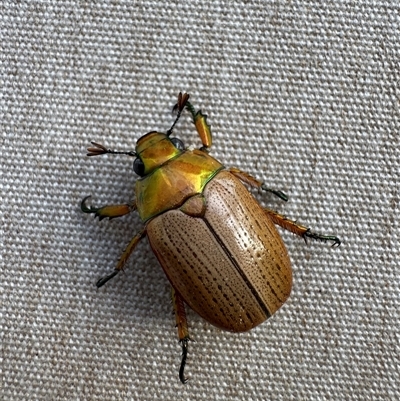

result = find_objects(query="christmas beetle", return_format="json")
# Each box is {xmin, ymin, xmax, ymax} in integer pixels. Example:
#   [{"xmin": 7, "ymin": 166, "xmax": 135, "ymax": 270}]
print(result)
[{"xmin": 81, "ymin": 93, "xmax": 340, "ymax": 383}]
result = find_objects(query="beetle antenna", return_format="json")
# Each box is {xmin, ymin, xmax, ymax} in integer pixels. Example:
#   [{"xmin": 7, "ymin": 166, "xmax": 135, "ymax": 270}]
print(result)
[
  {"xmin": 179, "ymin": 338, "xmax": 189, "ymax": 384},
  {"xmin": 167, "ymin": 92, "xmax": 190, "ymax": 137},
  {"xmin": 87, "ymin": 142, "xmax": 136, "ymax": 157}
]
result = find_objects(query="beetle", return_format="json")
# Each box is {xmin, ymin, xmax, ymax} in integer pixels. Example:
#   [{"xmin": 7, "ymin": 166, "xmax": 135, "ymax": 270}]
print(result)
[{"xmin": 81, "ymin": 92, "xmax": 340, "ymax": 383}]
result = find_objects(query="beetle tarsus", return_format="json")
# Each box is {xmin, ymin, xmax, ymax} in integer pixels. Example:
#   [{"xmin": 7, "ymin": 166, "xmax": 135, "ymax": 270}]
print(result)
[
  {"xmin": 261, "ymin": 185, "xmax": 289, "ymax": 202},
  {"xmin": 304, "ymin": 230, "xmax": 341, "ymax": 247},
  {"xmin": 96, "ymin": 270, "xmax": 120, "ymax": 288},
  {"xmin": 179, "ymin": 337, "xmax": 190, "ymax": 384},
  {"xmin": 184, "ymin": 100, "xmax": 197, "ymax": 119}
]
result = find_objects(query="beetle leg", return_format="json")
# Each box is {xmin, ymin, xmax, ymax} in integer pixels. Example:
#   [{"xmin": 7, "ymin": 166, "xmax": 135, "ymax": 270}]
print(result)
[
  {"xmin": 96, "ymin": 228, "xmax": 146, "ymax": 287},
  {"xmin": 229, "ymin": 168, "xmax": 288, "ymax": 202},
  {"xmin": 168, "ymin": 92, "xmax": 212, "ymax": 151},
  {"xmin": 186, "ymin": 102, "xmax": 212, "ymax": 151},
  {"xmin": 263, "ymin": 208, "xmax": 341, "ymax": 247},
  {"xmin": 81, "ymin": 196, "xmax": 136, "ymax": 221},
  {"xmin": 171, "ymin": 287, "xmax": 191, "ymax": 384}
]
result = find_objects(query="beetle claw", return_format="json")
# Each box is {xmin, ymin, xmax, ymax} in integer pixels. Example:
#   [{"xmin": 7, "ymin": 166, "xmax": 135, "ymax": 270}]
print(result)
[
  {"xmin": 81, "ymin": 195, "xmax": 93, "ymax": 212},
  {"xmin": 96, "ymin": 270, "xmax": 119, "ymax": 288},
  {"xmin": 80, "ymin": 196, "xmax": 109, "ymax": 221},
  {"xmin": 304, "ymin": 230, "xmax": 341, "ymax": 247},
  {"xmin": 179, "ymin": 337, "xmax": 190, "ymax": 384},
  {"xmin": 81, "ymin": 196, "xmax": 103, "ymax": 220}
]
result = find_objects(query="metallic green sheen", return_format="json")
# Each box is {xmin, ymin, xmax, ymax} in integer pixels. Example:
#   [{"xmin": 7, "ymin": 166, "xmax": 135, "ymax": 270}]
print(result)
[{"xmin": 136, "ymin": 149, "xmax": 224, "ymax": 222}]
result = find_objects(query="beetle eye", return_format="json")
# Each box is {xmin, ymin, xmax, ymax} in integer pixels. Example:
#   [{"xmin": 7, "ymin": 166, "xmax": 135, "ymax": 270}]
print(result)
[
  {"xmin": 170, "ymin": 137, "xmax": 185, "ymax": 151},
  {"xmin": 133, "ymin": 158, "xmax": 145, "ymax": 176}
]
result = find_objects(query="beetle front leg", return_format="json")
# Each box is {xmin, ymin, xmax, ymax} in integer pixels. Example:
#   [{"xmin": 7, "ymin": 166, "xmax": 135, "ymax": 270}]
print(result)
[
  {"xmin": 96, "ymin": 228, "xmax": 147, "ymax": 287},
  {"xmin": 264, "ymin": 208, "xmax": 341, "ymax": 247},
  {"xmin": 171, "ymin": 287, "xmax": 191, "ymax": 384},
  {"xmin": 81, "ymin": 196, "xmax": 136, "ymax": 221},
  {"xmin": 185, "ymin": 101, "xmax": 212, "ymax": 151},
  {"xmin": 168, "ymin": 92, "xmax": 212, "ymax": 152},
  {"xmin": 229, "ymin": 167, "xmax": 288, "ymax": 202}
]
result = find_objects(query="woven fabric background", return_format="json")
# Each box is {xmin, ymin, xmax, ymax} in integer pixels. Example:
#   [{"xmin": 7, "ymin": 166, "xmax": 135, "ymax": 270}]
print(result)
[{"xmin": 2, "ymin": 1, "xmax": 399, "ymax": 400}]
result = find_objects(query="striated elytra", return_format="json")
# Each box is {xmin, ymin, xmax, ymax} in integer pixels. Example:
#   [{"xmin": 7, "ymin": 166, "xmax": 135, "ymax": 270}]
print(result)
[{"xmin": 81, "ymin": 92, "xmax": 340, "ymax": 383}]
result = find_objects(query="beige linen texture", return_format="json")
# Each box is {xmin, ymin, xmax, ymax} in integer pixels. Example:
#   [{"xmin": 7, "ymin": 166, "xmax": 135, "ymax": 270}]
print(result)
[{"xmin": 1, "ymin": 1, "xmax": 399, "ymax": 400}]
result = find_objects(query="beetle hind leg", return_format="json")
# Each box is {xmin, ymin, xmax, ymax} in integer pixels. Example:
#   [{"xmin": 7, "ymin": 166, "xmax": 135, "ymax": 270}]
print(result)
[
  {"xmin": 172, "ymin": 287, "xmax": 192, "ymax": 384},
  {"xmin": 264, "ymin": 208, "xmax": 341, "ymax": 247}
]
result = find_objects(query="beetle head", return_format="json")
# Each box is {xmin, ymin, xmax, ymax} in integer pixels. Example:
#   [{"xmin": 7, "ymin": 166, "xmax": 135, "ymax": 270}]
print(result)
[{"xmin": 134, "ymin": 131, "xmax": 184, "ymax": 176}]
